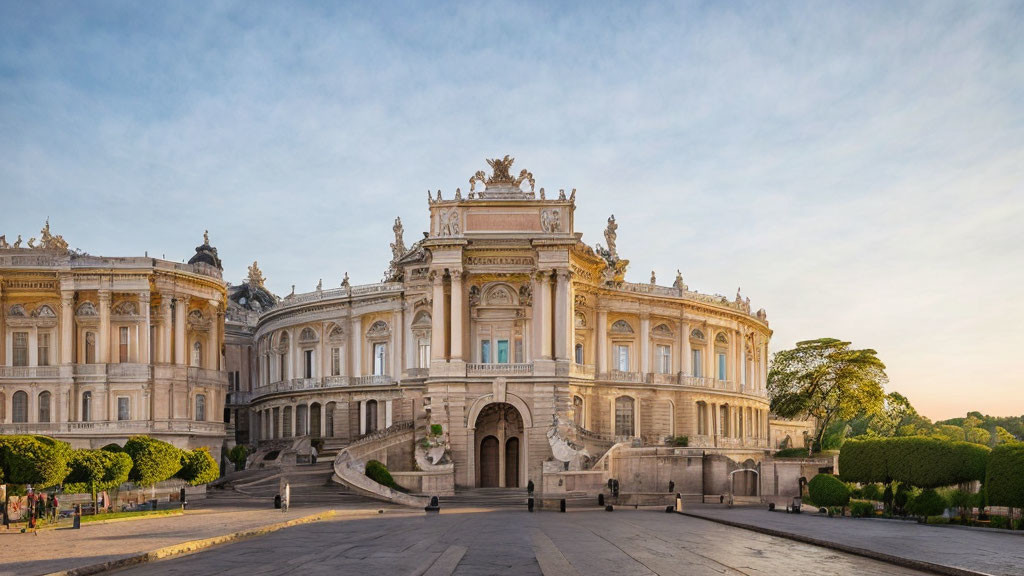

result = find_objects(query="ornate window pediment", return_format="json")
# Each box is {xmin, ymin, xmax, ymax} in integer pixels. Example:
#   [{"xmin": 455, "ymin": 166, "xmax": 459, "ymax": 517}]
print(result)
[
  {"xmin": 76, "ymin": 302, "xmax": 98, "ymax": 317},
  {"xmin": 610, "ymin": 320, "xmax": 634, "ymax": 334},
  {"xmin": 715, "ymin": 332, "xmax": 728, "ymax": 344},
  {"xmin": 276, "ymin": 331, "xmax": 290, "ymax": 353},
  {"xmin": 8, "ymin": 304, "xmax": 26, "ymax": 317},
  {"xmin": 484, "ymin": 284, "xmax": 516, "ymax": 306},
  {"xmin": 367, "ymin": 320, "xmax": 390, "ymax": 337},
  {"xmin": 299, "ymin": 327, "xmax": 319, "ymax": 344},
  {"xmin": 327, "ymin": 325, "xmax": 345, "ymax": 344},
  {"xmin": 112, "ymin": 301, "xmax": 137, "ymax": 316},
  {"xmin": 690, "ymin": 329, "xmax": 705, "ymax": 340},
  {"xmin": 652, "ymin": 323, "xmax": 673, "ymax": 338}
]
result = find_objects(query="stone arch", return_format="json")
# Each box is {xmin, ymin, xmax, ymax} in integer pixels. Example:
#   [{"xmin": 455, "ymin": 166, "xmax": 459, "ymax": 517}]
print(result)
[
  {"xmin": 482, "ymin": 283, "xmax": 518, "ymax": 306},
  {"xmin": 465, "ymin": 392, "xmax": 533, "ymax": 430},
  {"xmin": 611, "ymin": 319, "xmax": 634, "ymax": 334},
  {"xmin": 299, "ymin": 327, "xmax": 319, "ymax": 344}
]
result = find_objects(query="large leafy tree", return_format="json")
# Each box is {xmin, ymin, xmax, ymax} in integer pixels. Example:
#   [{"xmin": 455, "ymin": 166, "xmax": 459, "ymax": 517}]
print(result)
[{"xmin": 768, "ymin": 338, "xmax": 887, "ymax": 450}]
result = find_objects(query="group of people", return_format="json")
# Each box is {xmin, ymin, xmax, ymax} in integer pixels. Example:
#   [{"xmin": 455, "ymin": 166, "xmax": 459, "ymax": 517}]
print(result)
[{"xmin": 20, "ymin": 491, "xmax": 59, "ymax": 529}]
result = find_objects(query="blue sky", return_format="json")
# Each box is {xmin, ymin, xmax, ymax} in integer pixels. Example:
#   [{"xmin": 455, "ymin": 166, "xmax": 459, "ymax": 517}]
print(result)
[{"xmin": 2, "ymin": 1, "xmax": 1022, "ymax": 420}]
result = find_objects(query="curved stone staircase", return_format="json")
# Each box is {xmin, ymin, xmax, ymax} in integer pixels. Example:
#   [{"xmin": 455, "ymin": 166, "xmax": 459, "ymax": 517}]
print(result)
[{"xmin": 331, "ymin": 421, "xmax": 430, "ymax": 508}]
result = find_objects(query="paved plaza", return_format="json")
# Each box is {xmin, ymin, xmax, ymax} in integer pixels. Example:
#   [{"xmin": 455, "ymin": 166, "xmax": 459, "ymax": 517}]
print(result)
[{"xmin": 105, "ymin": 508, "xmax": 929, "ymax": 576}]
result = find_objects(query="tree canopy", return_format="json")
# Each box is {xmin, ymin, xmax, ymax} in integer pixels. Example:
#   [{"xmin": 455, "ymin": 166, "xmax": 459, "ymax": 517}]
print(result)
[{"xmin": 768, "ymin": 338, "xmax": 887, "ymax": 449}]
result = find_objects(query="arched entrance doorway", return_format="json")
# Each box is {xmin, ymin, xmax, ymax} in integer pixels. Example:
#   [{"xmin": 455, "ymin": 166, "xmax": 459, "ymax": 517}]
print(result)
[
  {"xmin": 474, "ymin": 402, "xmax": 524, "ymax": 488},
  {"xmin": 731, "ymin": 459, "xmax": 759, "ymax": 497}
]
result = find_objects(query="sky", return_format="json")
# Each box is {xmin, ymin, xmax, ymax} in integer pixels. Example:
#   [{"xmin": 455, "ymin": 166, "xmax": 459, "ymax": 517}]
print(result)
[{"xmin": 1, "ymin": 1, "xmax": 1022, "ymax": 421}]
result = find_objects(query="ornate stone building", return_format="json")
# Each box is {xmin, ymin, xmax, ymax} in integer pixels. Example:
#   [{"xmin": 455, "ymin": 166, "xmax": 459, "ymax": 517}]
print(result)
[
  {"xmin": 0, "ymin": 223, "xmax": 230, "ymax": 460},
  {"xmin": 235, "ymin": 157, "xmax": 774, "ymax": 494}
]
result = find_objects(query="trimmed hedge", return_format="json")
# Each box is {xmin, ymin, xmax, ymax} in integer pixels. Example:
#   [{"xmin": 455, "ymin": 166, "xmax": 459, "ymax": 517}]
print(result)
[
  {"xmin": 839, "ymin": 436, "xmax": 989, "ymax": 488},
  {"xmin": 0, "ymin": 435, "xmax": 72, "ymax": 488},
  {"xmin": 365, "ymin": 459, "xmax": 398, "ymax": 490},
  {"xmin": 63, "ymin": 449, "xmax": 133, "ymax": 494},
  {"xmin": 907, "ymin": 488, "xmax": 947, "ymax": 518},
  {"xmin": 808, "ymin": 474, "xmax": 850, "ymax": 508},
  {"xmin": 124, "ymin": 436, "xmax": 182, "ymax": 487},
  {"xmin": 101, "ymin": 443, "xmax": 124, "ymax": 453},
  {"xmin": 986, "ymin": 443, "xmax": 1024, "ymax": 509},
  {"xmin": 850, "ymin": 501, "xmax": 875, "ymax": 517},
  {"xmin": 177, "ymin": 447, "xmax": 219, "ymax": 486}
]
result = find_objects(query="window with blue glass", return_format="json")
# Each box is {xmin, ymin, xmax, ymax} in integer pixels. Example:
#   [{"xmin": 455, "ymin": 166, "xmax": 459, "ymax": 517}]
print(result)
[
  {"xmin": 497, "ymin": 340, "xmax": 509, "ymax": 363},
  {"xmin": 717, "ymin": 353, "xmax": 727, "ymax": 381},
  {"xmin": 481, "ymin": 340, "xmax": 491, "ymax": 363}
]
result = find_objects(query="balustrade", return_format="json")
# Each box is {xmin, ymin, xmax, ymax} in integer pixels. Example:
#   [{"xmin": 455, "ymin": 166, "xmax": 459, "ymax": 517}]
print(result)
[{"xmin": 466, "ymin": 363, "xmax": 534, "ymax": 376}]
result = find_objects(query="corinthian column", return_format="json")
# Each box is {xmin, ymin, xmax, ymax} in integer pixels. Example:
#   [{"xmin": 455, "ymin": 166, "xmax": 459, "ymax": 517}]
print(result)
[
  {"xmin": 207, "ymin": 300, "xmax": 219, "ymax": 370},
  {"xmin": 596, "ymin": 309, "xmax": 608, "ymax": 373},
  {"xmin": 173, "ymin": 297, "xmax": 186, "ymax": 365},
  {"xmin": 98, "ymin": 290, "xmax": 111, "ymax": 364},
  {"xmin": 430, "ymin": 272, "xmax": 445, "ymax": 362},
  {"xmin": 139, "ymin": 292, "xmax": 151, "ymax": 364},
  {"xmin": 553, "ymin": 270, "xmax": 569, "ymax": 361},
  {"xmin": 61, "ymin": 290, "xmax": 74, "ymax": 364},
  {"xmin": 449, "ymin": 269, "xmax": 464, "ymax": 361}
]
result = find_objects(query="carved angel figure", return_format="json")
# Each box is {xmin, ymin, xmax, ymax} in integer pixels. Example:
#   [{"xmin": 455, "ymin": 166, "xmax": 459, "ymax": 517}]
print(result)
[
  {"xmin": 28, "ymin": 237, "xmax": 36, "ymax": 248},
  {"xmin": 439, "ymin": 209, "xmax": 460, "ymax": 236},
  {"xmin": 514, "ymin": 169, "xmax": 535, "ymax": 192},
  {"xmin": 604, "ymin": 215, "xmax": 618, "ymax": 260},
  {"xmin": 13, "ymin": 235, "xmax": 22, "ymax": 248},
  {"xmin": 390, "ymin": 217, "xmax": 406, "ymax": 261},
  {"xmin": 486, "ymin": 155, "xmax": 515, "ymax": 183},
  {"xmin": 650, "ymin": 270, "xmax": 656, "ymax": 285}
]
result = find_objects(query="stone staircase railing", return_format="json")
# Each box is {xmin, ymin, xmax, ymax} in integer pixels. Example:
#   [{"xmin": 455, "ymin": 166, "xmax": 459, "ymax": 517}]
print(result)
[{"xmin": 332, "ymin": 421, "xmax": 428, "ymax": 508}]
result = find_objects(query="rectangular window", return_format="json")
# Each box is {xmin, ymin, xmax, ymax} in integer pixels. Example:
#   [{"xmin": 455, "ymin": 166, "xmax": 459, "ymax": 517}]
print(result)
[
  {"xmin": 614, "ymin": 345, "xmax": 630, "ymax": 372},
  {"xmin": 717, "ymin": 353, "xmax": 727, "ymax": 381},
  {"xmin": 480, "ymin": 340, "xmax": 491, "ymax": 364},
  {"xmin": 119, "ymin": 327, "xmax": 129, "ymax": 363},
  {"xmin": 418, "ymin": 340, "xmax": 430, "ymax": 368},
  {"xmin": 304, "ymin": 349, "xmax": 313, "ymax": 379},
  {"xmin": 38, "ymin": 333, "xmax": 51, "ymax": 367},
  {"xmin": 497, "ymin": 340, "xmax": 509, "ymax": 364},
  {"xmin": 656, "ymin": 345, "xmax": 671, "ymax": 374},
  {"xmin": 13, "ymin": 332, "xmax": 28, "ymax": 367},
  {"xmin": 373, "ymin": 343, "xmax": 386, "ymax": 375},
  {"xmin": 118, "ymin": 397, "xmax": 130, "ymax": 421},
  {"xmin": 514, "ymin": 339, "xmax": 524, "ymax": 363},
  {"xmin": 332, "ymin": 347, "xmax": 341, "ymax": 375},
  {"xmin": 691, "ymin": 349, "xmax": 702, "ymax": 377}
]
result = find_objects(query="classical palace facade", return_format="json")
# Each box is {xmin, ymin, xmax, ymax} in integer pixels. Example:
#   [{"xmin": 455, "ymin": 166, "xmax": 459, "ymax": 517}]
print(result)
[
  {"xmin": 229, "ymin": 157, "xmax": 775, "ymax": 492},
  {"xmin": 0, "ymin": 224, "xmax": 230, "ymax": 460}
]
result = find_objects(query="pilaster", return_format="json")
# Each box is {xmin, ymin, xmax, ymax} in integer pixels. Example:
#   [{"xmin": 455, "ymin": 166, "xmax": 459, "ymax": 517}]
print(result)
[{"xmin": 98, "ymin": 290, "xmax": 111, "ymax": 364}]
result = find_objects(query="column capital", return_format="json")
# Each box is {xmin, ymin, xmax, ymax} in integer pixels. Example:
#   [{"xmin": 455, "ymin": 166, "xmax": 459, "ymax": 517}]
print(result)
[
  {"xmin": 449, "ymin": 269, "xmax": 464, "ymax": 280},
  {"xmin": 98, "ymin": 289, "xmax": 111, "ymax": 303},
  {"xmin": 139, "ymin": 291, "xmax": 151, "ymax": 303},
  {"xmin": 429, "ymin": 270, "xmax": 443, "ymax": 284},
  {"xmin": 535, "ymin": 270, "xmax": 552, "ymax": 283},
  {"xmin": 61, "ymin": 290, "xmax": 75, "ymax": 305},
  {"xmin": 555, "ymin": 269, "xmax": 571, "ymax": 282}
]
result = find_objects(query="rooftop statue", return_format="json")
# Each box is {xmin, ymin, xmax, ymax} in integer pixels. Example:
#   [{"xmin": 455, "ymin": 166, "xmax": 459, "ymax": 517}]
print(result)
[
  {"xmin": 604, "ymin": 215, "xmax": 618, "ymax": 261},
  {"xmin": 247, "ymin": 261, "xmax": 266, "ymax": 288},
  {"xmin": 469, "ymin": 155, "xmax": 535, "ymax": 194},
  {"xmin": 391, "ymin": 217, "xmax": 406, "ymax": 261}
]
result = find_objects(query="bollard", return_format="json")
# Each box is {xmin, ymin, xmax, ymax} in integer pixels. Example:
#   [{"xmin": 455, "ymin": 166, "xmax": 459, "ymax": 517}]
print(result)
[
  {"xmin": 72, "ymin": 504, "xmax": 81, "ymax": 530},
  {"xmin": 665, "ymin": 506, "xmax": 674, "ymax": 513},
  {"xmin": 675, "ymin": 493, "xmax": 683, "ymax": 513},
  {"xmin": 768, "ymin": 502, "xmax": 775, "ymax": 511},
  {"xmin": 528, "ymin": 497, "xmax": 534, "ymax": 512},
  {"xmin": 605, "ymin": 504, "xmax": 614, "ymax": 512},
  {"xmin": 425, "ymin": 496, "xmax": 440, "ymax": 512},
  {"xmin": 274, "ymin": 494, "xmax": 282, "ymax": 509},
  {"xmin": 598, "ymin": 493, "xmax": 605, "ymax": 506},
  {"xmin": 180, "ymin": 487, "xmax": 188, "ymax": 510},
  {"xmin": 668, "ymin": 480, "xmax": 675, "ymax": 493},
  {"xmin": 560, "ymin": 499, "xmax": 566, "ymax": 513}
]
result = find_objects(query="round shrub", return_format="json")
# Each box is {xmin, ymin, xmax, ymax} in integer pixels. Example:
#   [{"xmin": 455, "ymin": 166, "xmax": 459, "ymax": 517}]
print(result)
[
  {"xmin": 228, "ymin": 445, "xmax": 248, "ymax": 471},
  {"xmin": 907, "ymin": 488, "xmax": 947, "ymax": 518},
  {"xmin": 0, "ymin": 435, "xmax": 72, "ymax": 488},
  {"xmin": 850, "ymin": 501, "xmax": 875, "ymax": 518},
  {"xmin": 63, "ymin": 449, "xmax": 133, "ymax": 493},
  {"xmin": 808, "ymin": 474, "xmax": 850, "ymax": 508},
  {"xmin": 101, "ymin": 443, "xmax": 124, "ymax": 453},
  {"xmin": 365, "ymin": 459, "xmax": 398, "ymax": 489},
  {"xmin": 124, "ymin": 436, "xmax": 182, "ymax": 487},
  {"xmin": 986, "ymin": 444, "xmax": 1024, "ymax": 509},
  {"xmin": 177, "ymin": 447, "xmax": 219, "ymax": 486},
  {"xmin": 860, "ymin": 483, "xmax": 883, "ymax": 501}
]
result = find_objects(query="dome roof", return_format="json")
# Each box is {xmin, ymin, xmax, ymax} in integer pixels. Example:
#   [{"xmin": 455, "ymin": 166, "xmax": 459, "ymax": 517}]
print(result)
[{"xmin": 188, "ymin": 230, "xmax": 223, "ymax": 270}]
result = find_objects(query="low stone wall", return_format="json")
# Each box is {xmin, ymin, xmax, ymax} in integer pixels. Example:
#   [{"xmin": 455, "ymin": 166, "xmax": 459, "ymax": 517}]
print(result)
[
  {"xmin": 541, "ymin": 469, "xmax": 607, "ymax": 495},
  {"xmin": 390, "ymin": 471, "xmax": 455, "ymax": 496}
]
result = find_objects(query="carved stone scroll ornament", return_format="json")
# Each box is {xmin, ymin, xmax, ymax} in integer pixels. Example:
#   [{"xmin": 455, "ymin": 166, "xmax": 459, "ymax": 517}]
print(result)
[{"xmin": 469, "ymin": 156, "xmax": 535, "ymax": 194}]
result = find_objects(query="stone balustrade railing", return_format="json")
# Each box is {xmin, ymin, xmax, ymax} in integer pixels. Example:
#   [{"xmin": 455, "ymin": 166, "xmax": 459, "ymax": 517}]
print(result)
[
  {"xmin": 569, "ymin": 363, "xmax": 595, "ymax": 378},
  {"xmin": 107, "ymin": 363, "xmax": 152, "ymax": 379},
  {"xmin": 0, "ymin": 365, "xmax": 64, "ymax": 379},
  {"xmin": 276, "ymin": 282, "xmax": 404, "ymax": 310},
  {"xmin": 596, "ymin": 370, "xmax": 646, "ymax": 383},
  {"xmin": 0, "ymin": 420, "xmax": 226, "ymax": 435},
  {"xmin": 252, "ymin": 374, "xmax": 397, "ymax": 400},
  {"xmin": 587, "ymin": 371, "xmax": 769, "ymax": 398},
  {"xmin": 612, "ymin": 281, "xmax": 760, "ymax": 319},
  {"xmin": 466, "ymin": 363, "xmax": 534, "ymax": 376}
]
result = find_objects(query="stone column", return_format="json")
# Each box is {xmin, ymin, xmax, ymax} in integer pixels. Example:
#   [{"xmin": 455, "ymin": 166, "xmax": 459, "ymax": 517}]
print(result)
[
  {"xmin": 61, "ymin": 290, "xmax": 74, "ymax": 364},
  {"xmin": 596, "ymin": 309, "xmax": 608, "ymax": 373},
  {"xmin": 0, "ymin": 283, "xmax": 5, "ymax": 366},
  {"xmin": 385, "ymin": 399, "xmax": 393, "ymax": 428},
  {"xmin": 139, "ymin": 292, "xmax": 151, "ymax": 364},
  {"xmin": 98, "ymin": 290, "xmax": 111, "ymax": 364},
  {"xmin": 539, "ymin": 272, "xmax": 552, "ymax": 359},
  {"xmin": 705, "ymin": 329, "xmax": 714, "ymax": 380},
  {"xmin": 349, "ymin": 317, "xmax": 361, "ymax": 377},
  {"xmin": 554, "ymin": 270, "xmax": 570, "ymax": 360},
  {"xmin": 430, "ymin": 272, "xmax": 445, "ymax": 362},
  {"xmin": 530, "ymin": 272, "xmax": 544, "ymax": 360},
  {"xmin": 358, "ymin": 400, "xmax": 366, "ymax": 435},
  {"xmin": 173, "ymin": 297, "xmax": 186, "ymax": 365},
  {"xmin": 680, "ymin": 320, "xmax": 690, "ymax": 375},
  {"xmin": 449, "ymin": 269, "xmax": 464, "ymax": 361},
  {"xmin": 639, "ymin": 313, "xmax": 650, "ymax": 374},
  {"xmin": 392, "ymin": 307, "xmax": 403, "ymax": 379},
  {"xmin": 159, "ymin": 298, "xmax": 172, "ymax": 363},
  {"xmin": 207, "ymin": 301, "xmax": 219, "ymax": 371}
]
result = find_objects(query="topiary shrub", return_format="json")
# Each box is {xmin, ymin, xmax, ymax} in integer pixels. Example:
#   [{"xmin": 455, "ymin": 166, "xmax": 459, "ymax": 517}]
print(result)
[
  {"xmin": 860, "ymin": 483, "xmax": 883, "ymax": 501},
  {"xmin": 0, "ymin": 435, "xmax": 72, "ymax": 488},
  {"xmin": 808, "ymin": 474, "xmax": 850, "ymax": 509},
  {"xmin": 101, "ymin": 443, "xmax": 124, "ymax": 453},
  {"xmin": 907, "ymin": 488, "xmax": 947, "ymax": 518},
  {"xmin": 123, "ymin": 436, "xmax": 182, "ymax": 487},
  {"xmin": 177, "ymin": 447, "xmax": 219, "ymax": 486},
  {"xmin": 430, "ymin": 424, "xmax": 443, "ymax": 436},
  {"xmin": 63, "ymin": 449, "xmax": 133, "ymax": 494},
  {"xmin": 228, "ymin": 445, "xmax": 248, "ymax": 471},
  {"xmin": 985, "ymin": 444, "xmax": 1024, "ymax": 510},
  {"xmin": 850, "ymin": 501, "xmax": 875, "ymax": 518},
  {"xmin": 894, "ymin": 483, "xmax": 912, "ymax": 516},
  {"xmin": 365, "ymin": 459, "xmax": 399, "ymax": 490}
]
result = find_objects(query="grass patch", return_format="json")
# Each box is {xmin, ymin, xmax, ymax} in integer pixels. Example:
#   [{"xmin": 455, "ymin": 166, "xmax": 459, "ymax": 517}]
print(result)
[{"xmin": 80, "ymin": 508, "xmax": 183, "ymax": 523}]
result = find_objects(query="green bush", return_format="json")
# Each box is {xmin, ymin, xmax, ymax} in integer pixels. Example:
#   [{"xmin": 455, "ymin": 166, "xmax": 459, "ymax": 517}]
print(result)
[
  {"xmin": 808, "ymin": 474, "xmax": 850, "ymax": 508},
  {"xmin": 850, "ymin": 501, "xmax": 875, "ymax": 517},
  {"xmin": 907, "ymin": 488, "xmax": 947, "ymax": 518},
  {"xmin": 894, "ymin": 483, "xmax": 913, "ymax": 515},
  {"xmin": 839, "ymin": 436, "xmax": 990, "ymax": 488},
  {"xmin": 63, "ymin": 449, "xmax": 133, "ymax": 493},
  {"xmin": 985, "ymin": 444, "xmax": 1024, "ymax": 509},
  {"xmin": 364, "ymin": 459, "xmax": 399, "ymax": 490},
  {"xmin": 0, "ymin": 435, "xmax": 72, "ymax": 488},
  {"xmin": 989, "ymin": 515, "xmax": 1010, "ymax": 529},
  {"xmin": 670, "ymin": 436, "xmax": 689, "ymax": 447},
  {"xmin": 860, "ymin": 483, "xmax": 883, "ymax": 501},
  {"xmin": 177, "ymin": 447, "xmax": 219, "ymax": 486},
  {"xmin": 430, "ymin": 424, "xmax": 443, "ymax": 436},
  {"xmin": 228, "ymin": 445, "xmax": 248, "ymax": 471},
  {"xmin": 773, "ymin": 447, "xmax": 814, "ymax": 458},
  {"xmin": 123, "ymin": 436, "xmax": 182, "ymax": 487},
  {"xmin": 101, "ymin": 443, "xmax": 124, "ymax": 453}
]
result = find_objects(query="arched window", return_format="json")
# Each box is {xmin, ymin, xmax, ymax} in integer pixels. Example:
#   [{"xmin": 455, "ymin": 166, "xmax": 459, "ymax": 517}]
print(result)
[
  {"xmin": 283, "ymin": 406, "xmax": 293, "ymax": 437},
  {"xmin": 12, "ymin": 391, "xmax": 28, "ymax": 423},
  {"xmin": 82, "ymin": 391, "xmax": 92, "ymax": 422},
  {"xmin": 365, "ymin": 400, "xmax": 378, "ymax": 433},
  {"xmin": 574, "ymin": 343, "xmax": 584, "ymax": 365},
  {"xmin": 191, "ymin": 341, "xmax": 202, "ymax": 367},
  {"xmin": 278, "ymin": 332, "xmax": 290, "ymax": 381},
  {"xmin": 38, "ymin": 391, "xmax": 51, "ymax": 423},
  {"xmin": 615, "ymin": 396, "xmax": 635, "ymax": 437},
  {"xmin": 196, "ymin": 394, "xmax": 206, "ymax": 421}
]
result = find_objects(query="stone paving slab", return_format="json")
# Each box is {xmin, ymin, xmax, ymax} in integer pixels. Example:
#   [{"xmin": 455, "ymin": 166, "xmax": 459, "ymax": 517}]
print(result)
[
  {"xmin": 0, "ymin": 500, "xmax": 394, "ymax": 576},
  {"xmin": 107, "ymin": 508, "xmax": 931, "ymax": 576},
  {"xmin": 681, "ymin": 504, "xmax": 1024, "ymax": 576}
]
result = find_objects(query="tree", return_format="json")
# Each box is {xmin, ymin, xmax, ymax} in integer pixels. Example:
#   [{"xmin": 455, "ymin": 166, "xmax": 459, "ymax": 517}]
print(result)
[
  {"xmin": 986, "ymin": 444, "xmax": 1024, "ymax": 510},
  {"xmin": 769, "ymin": 338, "xmax": 887, "ymax": 450},
  {"xmin": 0, "ymin": 435, "xmax": 71, "ymax": 488},
  {"xmin": 228, "ymin": 445, "xmax": 248, "ymax": 471},
  {"xmin": 123, "ymin": 436, "xmax": 182, "ymax": 487},
  {"xmin": 994, "ymin": 427, "xmax": 1018, "ymax": 445},
  {"xmin": 63, "ymin": 449, "xmax": 133, "ymax": 508},
  {"xmin": 177, "ymin": 448, "xmax": 219, "ymax": 486},
  {"xmin": 807, "ymin": 474, "xmax": 850, "ymax": 510}
]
